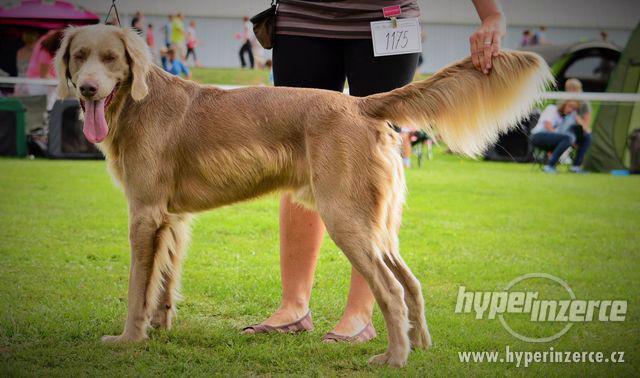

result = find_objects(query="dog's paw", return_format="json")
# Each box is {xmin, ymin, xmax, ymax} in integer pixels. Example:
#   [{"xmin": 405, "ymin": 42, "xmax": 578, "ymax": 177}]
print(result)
[
  {"xmin": 409, "ymin": 328, "xmax": 432, "ymax": 350},
  {"xmin": 101, "ymin": 333, "xmax": 148, "ymax": 344},
  {"xmin": 149, "ymin": 318, "xmax": 170, "ymax": 329},
  {"xmin": 150, "ymin": 307, "xmax": 174, "ymax": 329},
  {"xmin": 367, "ymin": 352, "xmax": 407, "ymax": 368}
]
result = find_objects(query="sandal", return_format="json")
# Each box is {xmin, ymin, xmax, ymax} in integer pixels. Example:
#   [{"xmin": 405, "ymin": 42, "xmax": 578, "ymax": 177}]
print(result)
[
  {"xmin": 241, "ymin": 311, "xmax": 314, "ymax": 334},
  {"xmin": 322, "ymin": 322, "xmax": 377, "ymax": 343}
]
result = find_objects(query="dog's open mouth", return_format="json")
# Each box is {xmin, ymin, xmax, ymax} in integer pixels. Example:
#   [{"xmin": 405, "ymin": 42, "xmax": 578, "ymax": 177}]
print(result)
[{"xmin": 79, "ymin": 85, "xmax": 118, "ymax": 144}]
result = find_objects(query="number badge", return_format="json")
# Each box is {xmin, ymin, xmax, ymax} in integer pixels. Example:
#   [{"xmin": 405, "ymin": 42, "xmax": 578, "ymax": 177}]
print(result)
[{"xmin": 370, "ymin": 18, "xmax": 422, "ymax": 57}]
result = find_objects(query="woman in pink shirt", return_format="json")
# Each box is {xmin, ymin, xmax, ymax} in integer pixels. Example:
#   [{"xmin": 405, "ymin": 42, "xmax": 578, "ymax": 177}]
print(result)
[
  {"xmin": 26, "ymin": 30, "xmax": 63, "ymax": 95},
  {"xmin": 146, "ymin": 24, "xmax": 155, "ymax": 49}
]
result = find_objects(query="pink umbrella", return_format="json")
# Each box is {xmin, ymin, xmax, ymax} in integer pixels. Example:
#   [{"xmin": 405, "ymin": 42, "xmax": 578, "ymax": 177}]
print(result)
[{"xmin": 0, "ymin": 0, "xmax": 99, "ymax": 29}]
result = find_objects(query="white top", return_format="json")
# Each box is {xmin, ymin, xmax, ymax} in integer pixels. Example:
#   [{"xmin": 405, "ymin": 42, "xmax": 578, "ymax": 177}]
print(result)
[{"xmin": 531, "ymin": 105, "xmax": 563, "ymax": 135}]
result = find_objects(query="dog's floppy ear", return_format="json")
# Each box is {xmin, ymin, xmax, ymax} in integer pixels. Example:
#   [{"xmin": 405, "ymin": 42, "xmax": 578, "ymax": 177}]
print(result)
[
  {"xmin": 120, "ymin": 28, "xmax": 152, "ymax": 101},
  {"xmin": 54, "ymin": 26, "xmax": 78, "ymax": 99}
]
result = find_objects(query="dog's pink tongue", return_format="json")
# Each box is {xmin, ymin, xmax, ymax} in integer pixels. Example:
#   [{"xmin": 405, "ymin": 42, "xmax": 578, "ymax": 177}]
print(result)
[{"xmin": 83, "ymin": 99, "xmax": 108, "ymax": 143}]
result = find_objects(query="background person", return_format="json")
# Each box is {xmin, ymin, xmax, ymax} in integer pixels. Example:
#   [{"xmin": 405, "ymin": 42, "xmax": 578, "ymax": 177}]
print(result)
[
  {"xmin": 520, "ymin": 29, "xmax": 532, "ymax": 46},
  {"xmin": 531, "ymin": 25, "xmax": 549, "ymax": 45},
  {"xmin": 401, "ymin": 127, "xmax": 414, "ymax": 168},
  {"xmin": 562, "ymin": 78, "xmax": 592, "ymax": 172},
  {"xmin": 238, "ymin": 16, "xmax": 255, "ymax": 69},
  {"xmin": 163, "ymin": 15, "xmax": 173, "ymax": 48},
  {"xmin": 186, "ymin": 20, "xmax": 201, "ymax": 67},
  {"xmin": 565, "ymin": 78, "xmax": 591, "ymax": 133},
  {"xmin": 531, "ymin": 100, "xmax": 587, "ymax": 173},
  {"xmin": 15, "ymin": 31, "xmax": 40, "ymax": 95},
  {"xmin": 26, "ymin": 29, "xmax": 63, "ymax": 100},
  {"xmin": 161, "ymin": 47, "xmax": 191, "ymax": 79},
  {"xmin": 16, "ymin": 31, "xmax": 39, "ymax": 78},
  {"xmin": 242, "ymin": 0, "xmax": 506, "ymax": 342},
  {"xmin": 131, "ymin": 11, "xmax": 144, "ymax": 35},
  {"xmin": 171, "ymin": 13, "xmax": 187, "ymax": 59},
  {"xmin": 146, "ymin": 24, "xmax": 156, "ymax": 60}
]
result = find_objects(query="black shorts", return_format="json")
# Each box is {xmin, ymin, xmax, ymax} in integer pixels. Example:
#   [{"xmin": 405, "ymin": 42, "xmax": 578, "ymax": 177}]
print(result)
[
  {"xmin": 272, "ymin": 35, "xmax": 419, "ymax": 97},
  {"xmin": 186, "ymin": 47, "xmax": 196, "ymax": 60}
]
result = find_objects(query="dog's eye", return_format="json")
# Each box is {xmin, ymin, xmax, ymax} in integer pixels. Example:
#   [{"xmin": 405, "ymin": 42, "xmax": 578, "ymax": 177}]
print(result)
[
  {"xmin": 102, "ymin": 54, "xmax": 117, "ymax": 63},
  {"xmin": 73, "ymin": 53, "xmax": 86, "ymax": 61}
]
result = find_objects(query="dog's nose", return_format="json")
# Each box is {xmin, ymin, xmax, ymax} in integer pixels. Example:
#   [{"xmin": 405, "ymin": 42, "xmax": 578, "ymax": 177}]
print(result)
[{"xmin": 79, "ymin": 84, "xmax": 98, "ymax": 98}]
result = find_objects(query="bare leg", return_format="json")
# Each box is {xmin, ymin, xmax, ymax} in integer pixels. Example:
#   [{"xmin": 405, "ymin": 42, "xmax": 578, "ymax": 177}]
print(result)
[
  {"xmin": 401, "ymin": 131, "xmax": 412, "ymax": 168},
  {"xmin": 330, "ymin": 266, "xmax": 375, "ymax": 335},
  {"xmin": 254, "ymin": 194, "xmax": 376, "ymax": 337},
  {"xmin": 259, "ymin": 194, "xmax": 324, "ymax": 326}
]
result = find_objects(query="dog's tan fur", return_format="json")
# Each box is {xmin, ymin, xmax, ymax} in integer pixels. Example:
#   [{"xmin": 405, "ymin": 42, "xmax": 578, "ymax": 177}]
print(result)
[{"xmin": 56, "ymin": 25, "xmax": 552, "ymax": 367}]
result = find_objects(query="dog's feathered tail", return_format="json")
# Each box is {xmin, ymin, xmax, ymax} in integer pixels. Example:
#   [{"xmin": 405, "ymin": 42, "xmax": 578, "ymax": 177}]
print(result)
[{"xmin": 360, "ymin": 51, "xmax": 554, "ymax": 156}]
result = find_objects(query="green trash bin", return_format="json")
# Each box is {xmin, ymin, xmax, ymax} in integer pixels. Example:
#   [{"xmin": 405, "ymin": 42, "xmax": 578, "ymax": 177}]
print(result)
[{"xmin": 0, "ymin": 98, "xmax": 27, "ymax": 157}]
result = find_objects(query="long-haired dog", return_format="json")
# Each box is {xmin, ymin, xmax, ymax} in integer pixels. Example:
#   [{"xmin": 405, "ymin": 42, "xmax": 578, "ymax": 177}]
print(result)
[{"xmin": 56, "ymin": 25, "xmax": 552, "ymax": 367}]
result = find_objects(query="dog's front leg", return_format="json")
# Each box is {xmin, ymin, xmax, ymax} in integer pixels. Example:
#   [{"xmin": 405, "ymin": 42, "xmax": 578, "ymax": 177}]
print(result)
[
  {"xmin": 103, "ymin": 205, "xmax": 165, "ymax": 343},
  {"xmin": 150, "ymin": 214, "xmax": 191, "ymax": 329}
]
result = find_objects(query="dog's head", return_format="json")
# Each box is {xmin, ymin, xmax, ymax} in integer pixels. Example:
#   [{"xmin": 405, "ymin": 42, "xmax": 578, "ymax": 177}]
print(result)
[{"xmin": 55, "ymin": 24, "xmax": 151, "ymax": 143}]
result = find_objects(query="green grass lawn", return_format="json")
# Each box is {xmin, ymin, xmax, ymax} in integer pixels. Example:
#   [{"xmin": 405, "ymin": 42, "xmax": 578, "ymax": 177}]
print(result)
[
  {"xmin": 191, "ymin": 67, "xmax": 271, "ymax": 86},
  {"xmin": 0, "ymin": 155, "xmax": 639, "ymax": 376},
  {"xmin": 190, "ymin": 67, "xmax": 431, "ymax": 86}
]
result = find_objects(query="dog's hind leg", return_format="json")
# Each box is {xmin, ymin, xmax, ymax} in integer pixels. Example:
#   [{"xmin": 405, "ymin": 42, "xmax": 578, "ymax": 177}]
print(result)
[
  {"xmin": 315, "ymin": 181, "xmax": 411, "ymax": 367},
  {"xmin": 150, "ymin": 214, "xmax": 191, "ymax": 329},
  {"xmin": 308, "ymin": 123, "xmax": 416, "ymax": 366},
  {"xmin": 320, "ymin": 212, "xmax": 410, "ymax": 367},
  {"xmin": 102, "ymin": 205, "xmax": 173, "ymax": 343},
  {"xmin": 383, "ymin": 252, "xmax": 431, "ymax": 350},
  {"xmin": 382, "ymin": 166, "xmax": 431, "ymax": 350}
]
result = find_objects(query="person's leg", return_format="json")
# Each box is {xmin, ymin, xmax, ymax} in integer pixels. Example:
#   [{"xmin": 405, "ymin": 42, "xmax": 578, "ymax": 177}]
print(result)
[
  {"xmin": 193, "ymin": 48, "xmax": 200, "ymax": 67},
  {"xmin": 241, "ymin": 42, "xmax": 252, "ymax": 67},
  {"xmin": 254, "ymin": 35, "xmax": 346, "ymax": 328},
  {"xmin": 530, "ymin": 132, "xmax": 555, "ymax": 152},
  {"xmin": 239, "ymin": 43, "xmax": 247, "ymax": 67},
  {"xmin": 547, "ymin": 134, "xmax": 573, "ymax": 167},
  {"xmin": 531, "ymin": 132, "xmax": 572, "ymax": 168},
  {"xmin": 248, "ymin": 43, "xmax": 255, "ymax": 69},
  {"xmin": 324, "ymin": 40, "xmax": 419, "ymax": 336},
  {"xmin": 263, "ymin": 195, "xmax": 325, "ymax": 324},
  {"xmin": 573, "ymin": 130, "xmax": 591, "ymax": 167},
  {"xmin": 401, "ymin": 129, "xmax": 412, "ymax": 168}
]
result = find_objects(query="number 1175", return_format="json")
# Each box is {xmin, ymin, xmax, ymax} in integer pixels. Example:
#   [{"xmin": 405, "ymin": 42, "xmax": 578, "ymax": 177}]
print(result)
[{"xmin": 385, "ymin": 30, "xmax": 409, "ymax": 50}]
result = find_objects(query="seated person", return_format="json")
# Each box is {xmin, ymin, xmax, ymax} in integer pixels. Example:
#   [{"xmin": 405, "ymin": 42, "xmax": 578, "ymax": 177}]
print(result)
[
  {"xmin": 161, "ymin": 47, "xmax": 191, "ymax": 79},
  {"xmin": 564, "ymin": 78, "xmax": 592, "ymax": 133},
  {"xmin": 530, "ymin": 100, "xmax": 591, "ymax": 173}
]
